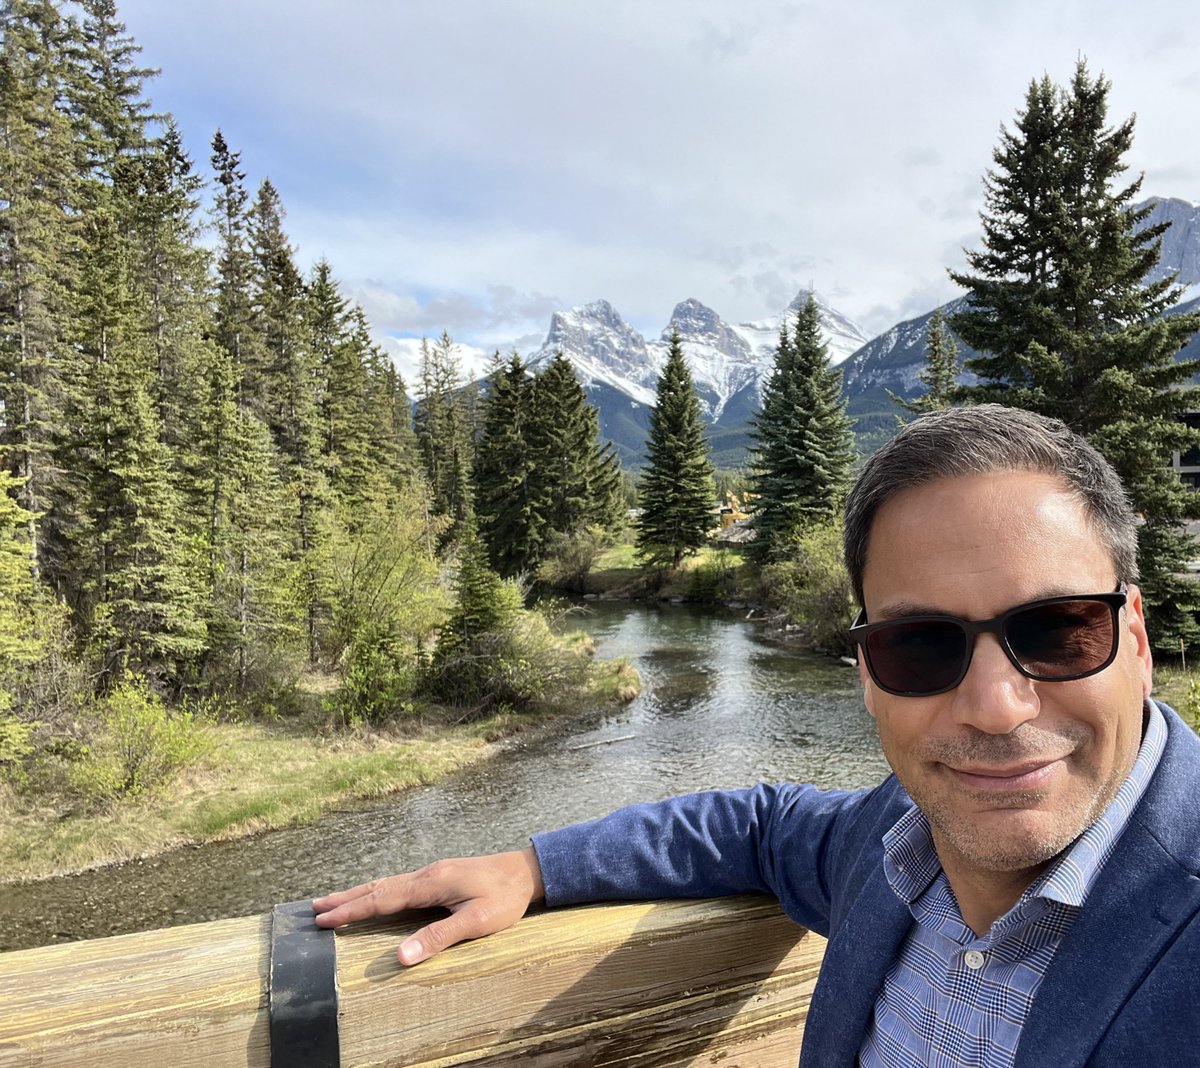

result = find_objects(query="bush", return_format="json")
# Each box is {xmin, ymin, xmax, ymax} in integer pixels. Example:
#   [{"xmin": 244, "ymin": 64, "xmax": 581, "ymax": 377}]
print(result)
[
  {"xmin": 70, "ymin": 676, "xmax": 211, "ymax": 803},
  {"xmin": 688, "ymin": 549, "xmax": 739, "ymax": 604},
  {"xmin": 761, "ymin": 518, "xmax": 854, "ymax": 657},
  {"xmin": 0, "ymin": 714, "xmax": 38, "ymax": 788},
  {"xmin": 421, "ymin": 599, "xmax": 592, "ymax": 718},
  {"xmin": 536, "ymin": 526, "xmax": 609, "ymax": 592},
  {"xmin": 331, "ymin": 625, "xmax": 417, "ymax": 727}
]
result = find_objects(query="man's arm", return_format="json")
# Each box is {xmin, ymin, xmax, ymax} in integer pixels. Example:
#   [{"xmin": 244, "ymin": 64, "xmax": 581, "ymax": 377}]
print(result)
[
  {"xmin": 311, "ymin": 845, "xmax": 544, "ymax": 965},
  {"xmin": 312, "ymin": 781, "xmax": 864, "ymax": 964}
]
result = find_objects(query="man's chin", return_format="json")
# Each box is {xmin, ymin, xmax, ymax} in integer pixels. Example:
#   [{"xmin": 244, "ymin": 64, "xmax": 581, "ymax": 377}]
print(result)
[{"xmin": 929, "ymin": 806, "xmax": 1079, "ymax": 874}]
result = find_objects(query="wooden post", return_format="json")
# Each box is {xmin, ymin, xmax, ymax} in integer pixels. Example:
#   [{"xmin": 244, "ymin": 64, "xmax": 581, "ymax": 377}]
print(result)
[{"xmin": 0, "ymin": 895, "xmax": 826, "ymax": 1067}]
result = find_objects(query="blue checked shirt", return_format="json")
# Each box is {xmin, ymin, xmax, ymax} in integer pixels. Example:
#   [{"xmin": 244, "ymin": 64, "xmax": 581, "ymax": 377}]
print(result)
[{"xmin": 858, "ymin": 702, "xmax": 1166, "ymax": 1068}]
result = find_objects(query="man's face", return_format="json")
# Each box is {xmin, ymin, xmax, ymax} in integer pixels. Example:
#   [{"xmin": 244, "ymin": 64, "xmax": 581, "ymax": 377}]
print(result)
[{"xmin": 858, "ymin": 470, "xmax": 1153, "ymax": 881}]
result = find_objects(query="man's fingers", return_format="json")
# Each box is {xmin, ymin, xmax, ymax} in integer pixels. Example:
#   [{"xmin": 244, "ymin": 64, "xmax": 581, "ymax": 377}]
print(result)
[
  {"xmin": 398, "ymin": 904, "xmax": 493, "ymax": 966},
  {"xmin": 312, "ymin": 878, "xmax": 409, "ymax": 928},
  {"xmin": 312, "ymin": 879, "xmax": 378, "ymax": 913}
]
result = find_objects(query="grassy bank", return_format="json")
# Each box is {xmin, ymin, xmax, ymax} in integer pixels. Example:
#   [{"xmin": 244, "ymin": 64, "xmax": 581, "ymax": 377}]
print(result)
[
  {"xmin": 0, "ymin": 659, "xmax": 640, "ymax": 884},
  {"xmin": 582, "ymin": 543, "xmax": 755, "ymax": 603}
]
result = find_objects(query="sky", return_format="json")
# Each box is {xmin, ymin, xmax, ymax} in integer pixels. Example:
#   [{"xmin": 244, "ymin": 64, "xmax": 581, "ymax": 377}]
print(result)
[{"xmin": 117, "ymin": 0, "xmax": 1200, "ymax": 372}]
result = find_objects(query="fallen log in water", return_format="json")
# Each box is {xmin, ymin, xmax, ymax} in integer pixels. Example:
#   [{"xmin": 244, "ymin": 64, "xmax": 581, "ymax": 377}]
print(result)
[{"xmin": 0, "ymin": 894, "xmax": 826, "ymax": 1067}]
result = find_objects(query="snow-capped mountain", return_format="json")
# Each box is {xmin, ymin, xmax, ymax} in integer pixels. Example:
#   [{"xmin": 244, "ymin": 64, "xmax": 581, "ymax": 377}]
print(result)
[
  {"xmin": 1138, "ymin": 197, "xmax": 1200, "ymax": 287},
  {"xmin": 531, "ymin": 291, "xmax": 868, "ymax": 421},
  {"xmin": 525, "ymin": 291, "xmax": 869, "ymax": 465},
  {"xmin": 841, "ymin": 195, "xmax": 1200, "ymax": 452}
]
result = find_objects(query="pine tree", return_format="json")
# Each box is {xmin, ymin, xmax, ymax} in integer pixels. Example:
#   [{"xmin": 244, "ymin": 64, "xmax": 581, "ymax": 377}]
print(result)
[
  {"xmin": 890, "ymin": 308, "xmax": 961, "ymax": 420},
  {"xmin": 635, "ymin": 330, "xmax": 715, "ymax": 569},
  {"xmin": 65, "ymin": 0, "xmax": 156, "ymax": 195},
  {"xmin": 475, "ymin": 353, "xmax": 539, "ymax": 576},
  {"xmin": 413, "ymin": 331, "xmax": 473, "ymax": 540},
  {"xmin": 747, "ymin": 295, "xmax": 856, "ymax": 561},
  {"xmin": 0, "ymin": 0, "xmax": 81, "ymax": 581},
  {"xmin": 529, "ymin": 351, "xmax": 623, "ymax": 540},
  {"xmin": 951, "ymin": 61, "xmax": 1200, "ymax": 654},
  {"xmin": 69, "ymin": 208, "xmax": 204, "ymax": 684}
]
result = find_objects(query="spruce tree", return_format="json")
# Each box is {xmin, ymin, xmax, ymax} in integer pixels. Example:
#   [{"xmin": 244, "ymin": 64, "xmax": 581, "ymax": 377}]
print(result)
[
  {"xmin": 747, "ymin": 295, "xmax": 856, "ymax": 561},
  {"xmin": 951, "ymin": 61, "xmax": 1200, "ymax": 654},
  {"xmin": 117, "ymin": 121, "xmax": 211, "ymax": 455},
  {"xmin": 363, "ymin": 331, "xmax": 418, "ymax": 488},
  {"xmin": 0, "ymin": 0, "xmax": 81, "ymax": 580},
  {"xmin": 413, "ymin": 331, "xmax": 473, "ymax": 540},
  {"xmin": 635, "ymin": 330, "xmax": 715, "ymax": 569},
  {"xmin": 475, "ymin": 353, "xmax": 539, "ymax": 576},
  {"xmin": 210, "ymin": 130, "xmax": 263, "ymax": 408},
  {"xmin": 529, "ymin": 351, "xmax": 623, "ymax": 539},
  {"xmin": 248, "ymin": 184, "xmax": 329, "ymax": 661},
  {"xmin": 890, "ymin": 308, "xmax": 961, "ymax": 420},
  {"xmin": 70, "ymin": 208, "xmax": 204, "ymax": 684},
  {"xmin": 65, "ymin": 0, "xmax": 156, "ymax": 194}
]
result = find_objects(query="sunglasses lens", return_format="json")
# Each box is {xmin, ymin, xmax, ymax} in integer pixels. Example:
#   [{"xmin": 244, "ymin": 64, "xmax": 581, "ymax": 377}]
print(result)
[
  {"xmin": 866, "ymin": 619, "xmax": 967, "ymax": 695},
  {"xmin": 1004, "ymin": 600, "xmax": 1116, "ymax": 678}
]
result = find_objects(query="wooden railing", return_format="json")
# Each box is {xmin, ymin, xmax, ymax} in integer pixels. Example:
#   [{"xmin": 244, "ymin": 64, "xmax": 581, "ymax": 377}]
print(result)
[{"xmin": 0, "ymin": 895, "xmax": 827, "ymax": 1067}]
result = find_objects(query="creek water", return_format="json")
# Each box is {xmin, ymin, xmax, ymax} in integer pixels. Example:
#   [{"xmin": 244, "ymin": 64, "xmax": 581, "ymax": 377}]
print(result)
[{"xmin": 3, "ymin": 601, "xmax": 891, "ymax": 952}]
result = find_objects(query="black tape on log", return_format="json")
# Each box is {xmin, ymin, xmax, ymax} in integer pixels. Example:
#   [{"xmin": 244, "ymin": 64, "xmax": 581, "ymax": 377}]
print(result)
[{"xmin": 270, "ymin": 899, "xmax": 340, "ymax": 1068}]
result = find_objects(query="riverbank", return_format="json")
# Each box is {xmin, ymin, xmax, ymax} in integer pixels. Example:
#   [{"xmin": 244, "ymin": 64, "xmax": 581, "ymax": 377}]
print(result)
[
  {"xmin": 0, "ymin": 658, "xmax": 640, "ymax": 885},
  {"xmin": 580, "ymin": 544, "xmax": 1200, "ymax": 736}
]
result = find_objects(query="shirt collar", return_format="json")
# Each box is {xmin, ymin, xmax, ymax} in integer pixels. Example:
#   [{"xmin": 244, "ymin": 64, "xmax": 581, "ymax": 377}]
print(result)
[
  {"xmin": 1033, "ymin": 700, "xmax": 1165, "ymax": 907},
  {"xmin": 882, "ymin": 700, "xmax": 1167, "ymax": 909}
]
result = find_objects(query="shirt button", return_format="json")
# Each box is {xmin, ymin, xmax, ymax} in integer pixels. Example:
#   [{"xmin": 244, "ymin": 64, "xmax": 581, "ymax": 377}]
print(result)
[{"xmin": 964, "ymin": 949, "xmax": 985, "ymax": 970}]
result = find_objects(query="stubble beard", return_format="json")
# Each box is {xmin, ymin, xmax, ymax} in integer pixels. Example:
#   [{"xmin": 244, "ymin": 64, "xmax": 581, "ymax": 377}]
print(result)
[{"xmin": 901, "ymin": 721, "xmax": 1120, "ymax": 874}]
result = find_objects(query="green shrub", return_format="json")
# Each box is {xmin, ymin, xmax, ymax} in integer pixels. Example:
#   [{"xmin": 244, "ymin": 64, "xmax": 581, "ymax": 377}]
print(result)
[
  {"xmin": 536, "ymin": 526, "xmax": 610, "ymax": 592},
  {"xmin": 421, "ymin": 598, "xmax": 591, "ymax": 718},
  {"xmin": 688, "ymin": 550, "xmax": 738, "ymax": 604},
  {"xmin": 331, "ymin": 625, "xmax": 417, "ymax": 727},
  {"xmin": 1185, "ymin": 675, "xmax": 1200, "ymax": 730},
  {"xmin": 0, "ymin": 714, "xmax": 39, "ymax": 788},
  {"xmin": 761, "ymin": 518, "xmax": 855, "ymax": 657},
  {"xmin": 70, "ymin": 676, "xmax": 211, "ymax": 803}
]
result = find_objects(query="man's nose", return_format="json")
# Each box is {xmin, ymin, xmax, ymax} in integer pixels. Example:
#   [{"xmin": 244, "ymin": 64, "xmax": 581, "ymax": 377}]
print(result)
[{"xmin": 949, "ymin": 633, "xmax": 1040, "ymax": 734}]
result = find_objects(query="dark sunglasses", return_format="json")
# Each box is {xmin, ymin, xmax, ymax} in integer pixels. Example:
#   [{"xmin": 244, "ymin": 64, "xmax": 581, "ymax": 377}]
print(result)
[{"xmin": 850, "ymin": 583, "xmax": 1127, "ymax": 697}]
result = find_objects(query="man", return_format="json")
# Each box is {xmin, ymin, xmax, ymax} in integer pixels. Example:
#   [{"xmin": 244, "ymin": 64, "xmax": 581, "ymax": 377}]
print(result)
[{"xmin": 313, "ymin": 405, "xmax": 1200, "ymax": 1066}]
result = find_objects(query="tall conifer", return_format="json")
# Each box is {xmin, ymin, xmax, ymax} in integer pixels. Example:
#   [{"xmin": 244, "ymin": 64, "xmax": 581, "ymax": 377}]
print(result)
[
  {"xmin": 414, "ymin": 331, "xmax": 473, "ymax": 541},
  {"xmin": 747, "ymin": 295, "xmax": 855, "ymax": 561},
  {"xmin": 635, "ymin": 330, "xmax": 715, "ymax": 569},
  {"xmin": 951, "ymin": 62, "xmax": 1200, "ymax": 653},
  {"xmin": 475, "ymin": 353, "xmax": 538, "ymax": 575},
  {"xmin": 890, "ymin": 309, "xmax": 961, "ymax": 420},
  {"xmin": 0, "ymin": 0, "xmax": 81, "ymax": 580}
]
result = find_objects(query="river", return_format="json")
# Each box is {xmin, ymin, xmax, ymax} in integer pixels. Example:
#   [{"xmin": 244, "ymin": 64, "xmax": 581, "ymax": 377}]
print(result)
[{"xmin": 3, "ymin": 601, "xmax": 891, "ymax": 952}]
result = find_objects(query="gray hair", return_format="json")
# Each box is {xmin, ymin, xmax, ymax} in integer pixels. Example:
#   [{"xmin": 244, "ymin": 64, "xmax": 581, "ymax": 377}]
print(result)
[{"xmin": 843, "ymin": 405, "xmax": 1139, "ymax": 607}]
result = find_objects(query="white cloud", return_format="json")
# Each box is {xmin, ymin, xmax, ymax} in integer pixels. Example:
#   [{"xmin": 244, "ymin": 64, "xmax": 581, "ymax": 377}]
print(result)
[{"xmin": 120, "ymin": 0, "xmax": 1200, "ymax": 346}]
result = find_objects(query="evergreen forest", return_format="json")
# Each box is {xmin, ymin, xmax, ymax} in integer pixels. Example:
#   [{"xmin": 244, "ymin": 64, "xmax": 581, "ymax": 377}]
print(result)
[{"xmin": 0, "ymin": 0, "xmax": 627, "ymax": 813}]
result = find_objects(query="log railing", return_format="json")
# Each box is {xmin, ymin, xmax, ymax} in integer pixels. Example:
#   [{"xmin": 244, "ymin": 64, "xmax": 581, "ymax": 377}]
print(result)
[{"xmin": 0, "ymin": 895, "xmax": 827, "ymax": 1067}]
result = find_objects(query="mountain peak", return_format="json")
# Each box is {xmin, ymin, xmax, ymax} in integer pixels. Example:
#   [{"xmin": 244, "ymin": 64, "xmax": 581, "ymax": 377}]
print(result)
[{"xmin": 663, "ymin": 298, "xmax": 752, "ymax": 360}]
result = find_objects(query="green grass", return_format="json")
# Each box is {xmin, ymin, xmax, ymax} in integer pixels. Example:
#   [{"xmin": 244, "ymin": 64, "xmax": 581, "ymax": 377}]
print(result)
[
  {"xmin": 584, "ymin": 540, "xmax": 756, "ymax": 602},
  {"xmin": 0, "ymin": 652, "xmax": 643, "ymax": 883},
  {"xmin": 1153, "ymin": 665, "xmax": 1200, "ymax": 731}
]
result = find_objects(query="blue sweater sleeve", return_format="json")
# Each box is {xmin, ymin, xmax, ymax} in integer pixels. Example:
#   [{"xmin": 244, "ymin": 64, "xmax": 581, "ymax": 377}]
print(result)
[{"xmin": 531, "ymin": 782, "xmax": 882, "ymax": 937}]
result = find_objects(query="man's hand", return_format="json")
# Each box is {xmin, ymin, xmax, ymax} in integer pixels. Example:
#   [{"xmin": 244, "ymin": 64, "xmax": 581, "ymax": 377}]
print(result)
[{"xmin": 311, "ymin": 846, "xmax": 545, "ymax": 965}]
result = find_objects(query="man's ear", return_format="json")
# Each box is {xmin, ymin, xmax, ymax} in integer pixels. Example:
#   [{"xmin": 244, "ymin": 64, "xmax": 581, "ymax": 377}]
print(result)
[
  {"xmin": 1124, "ymin": 583, "xmax": 1154, "ymax": 700},
  {"xmin": 856, "ymin": 650, "xmax": 878, "ymax": 718}
]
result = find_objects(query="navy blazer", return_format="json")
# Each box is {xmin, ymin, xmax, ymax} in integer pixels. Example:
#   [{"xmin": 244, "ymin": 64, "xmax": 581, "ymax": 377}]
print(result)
[{"xmin": 532, "ymin": 700, "xmax": 1200, "ymax": 1066}]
